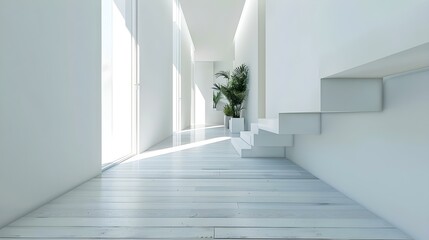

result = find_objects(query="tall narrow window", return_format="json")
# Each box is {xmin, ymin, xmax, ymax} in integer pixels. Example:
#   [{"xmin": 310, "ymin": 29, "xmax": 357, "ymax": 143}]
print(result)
[{"xmin": 102, "ymin": 0, "xmax": 137, "ymax": 168}]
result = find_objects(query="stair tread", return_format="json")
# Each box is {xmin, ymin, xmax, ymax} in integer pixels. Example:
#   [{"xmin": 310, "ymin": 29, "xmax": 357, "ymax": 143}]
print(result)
[{"xmin": 231, "ymin": 137, "xmax": 251, "ymax": 150}]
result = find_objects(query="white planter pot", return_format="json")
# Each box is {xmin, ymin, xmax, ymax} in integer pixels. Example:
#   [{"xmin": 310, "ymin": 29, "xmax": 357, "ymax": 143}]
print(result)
[
  {"xmin": 224, "ymin": 116, "xmax": 231, "ymax": 129},
  {"xmin": 229, "ymin": 118, "xmax": 244, "ymax": 133}
]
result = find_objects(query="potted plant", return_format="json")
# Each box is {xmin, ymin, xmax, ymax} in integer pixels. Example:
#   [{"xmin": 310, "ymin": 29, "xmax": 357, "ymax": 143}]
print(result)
[{"xmin": 213, "ymin": 64, "xmax": 249, "ymax": 133}]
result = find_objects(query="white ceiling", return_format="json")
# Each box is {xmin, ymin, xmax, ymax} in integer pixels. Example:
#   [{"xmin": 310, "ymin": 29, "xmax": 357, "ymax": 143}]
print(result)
[{"xmin": 180, "ymin": 0, "xmax": 245, "ymax": 61}]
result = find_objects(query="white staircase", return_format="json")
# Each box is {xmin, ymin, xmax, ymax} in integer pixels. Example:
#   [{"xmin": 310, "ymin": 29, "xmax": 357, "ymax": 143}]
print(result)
[
  {"xmin": 240, "ymin": 125, "xmax": 293, "ymax": 147},
  {"xmin": 231, "ymin": 78, "xmax": 384, "ymax": 158},
  {"xmin": 231, "ymin": 124, "xmax": 292, "ymax": 158},
  {"xmin": 231, "ymin": 138, "xmax": 286, "ymax": 158},
  {"xmin": 258, "ymin": 113, "xmax": 321, "ymax": 135}
]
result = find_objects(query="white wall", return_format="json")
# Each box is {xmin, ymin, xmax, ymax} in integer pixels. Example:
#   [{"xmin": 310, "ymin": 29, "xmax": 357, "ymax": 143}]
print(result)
[
  {"xmin": 138, "ymin": 0, "xmax": 173, "ymax": 151},
  {"xmin": 180, "ymin": 5, "xmax": 194, "ymax": 130},
  {"xmin": 193, "ymin": 62, "xmax": 224, "ymax": 126},
  {"xmin": 265, "ymin": 1, "xmax": 429, "ymax": 239},
  {"xmin": 265, "ymin": 0, "xmax": 429, "ymax": 117},
  {"xmin": 214, "ymin": 61, "xmax": 233, "ymax": 79},
  {"xmin": 287, "ymin": 70, "xmax": 429, "ymax": 240},
  {"xmin": 234, "ymin": 0, "xmax": 266, "ymax": 129},
  {"xmin": 0, "ymin": 0, "xmax": 101, "ymax": 227},
  {"xmin": 265, "ymin": 0, "xmax": 321, "ymax": 116}
]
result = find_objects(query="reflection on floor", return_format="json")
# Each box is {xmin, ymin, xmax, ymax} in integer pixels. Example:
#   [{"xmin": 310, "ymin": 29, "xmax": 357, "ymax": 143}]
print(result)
[{"xmin": 0, "ymin": 126, "xmax": 410, "ymax": 239}]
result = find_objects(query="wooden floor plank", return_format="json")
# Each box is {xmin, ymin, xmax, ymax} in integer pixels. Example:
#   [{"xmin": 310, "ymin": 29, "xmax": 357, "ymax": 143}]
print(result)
[
  {"xmin": 215, "ymin": 227, "xmax": 410, "ymax": 239},
  {"xmin": 10, "ymin": 217, "xmax": 392, "ymax": 228},
  {"xmin": 28, "ymin": 208, "xmax": 377, "ymax": 219},
  {"xmin": 38, "ymin": 202, "xmax": 365, "ymax": 211},
  {"xmin": 0, "ymin": 227, "xmax": 214, "ymax": 239},
  {"xmin": 52, "ymin": 195, "xmax": 356, "ymax": 204}
]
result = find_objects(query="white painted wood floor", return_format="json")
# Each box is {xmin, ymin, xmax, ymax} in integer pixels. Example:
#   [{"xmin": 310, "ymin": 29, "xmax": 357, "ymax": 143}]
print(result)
[{"xmin": 0, "ymin": 126, "xmax": 411, "ymax": 239}]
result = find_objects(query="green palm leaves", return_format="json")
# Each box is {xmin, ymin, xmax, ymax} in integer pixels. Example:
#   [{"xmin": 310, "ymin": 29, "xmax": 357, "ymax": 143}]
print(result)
[
  {"xmin": 213, "ymin": 64, "xmax": 249, "ymax": 118},
  {"xmin": 212, "ymin": 91, "xmax": 222, "ymax": 108}
]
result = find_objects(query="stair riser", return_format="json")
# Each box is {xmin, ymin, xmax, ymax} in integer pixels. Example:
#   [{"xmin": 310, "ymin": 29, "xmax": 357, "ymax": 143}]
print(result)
[
  {"xmin": 253, "ymin": 135, "xmax": 293, "ymax": 147},
  {"xmin": 321, "ymin": 78, "xmax": 383, "ymax": 112},
  {"xmin": 278, "ymin": 113, "xmax": 321, "ymax": 134}
]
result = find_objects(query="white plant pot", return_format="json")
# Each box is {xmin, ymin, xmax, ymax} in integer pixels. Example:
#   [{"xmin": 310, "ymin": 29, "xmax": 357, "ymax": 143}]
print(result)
[
  {"xmin": 229, "ymin": 118, "xmax": 244, "ymax": 133},
  {"xmin": 224, "ymin": 116, "xmax": 231, "ymax": 129}
]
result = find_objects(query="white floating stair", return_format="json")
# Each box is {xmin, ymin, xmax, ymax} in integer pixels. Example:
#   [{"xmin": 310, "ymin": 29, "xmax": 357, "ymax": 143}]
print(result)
[
  {"xmin": 259, "ymin": 112, "xmax": 321, "ymax": 135},
  {"xmin": 231, "ymin": 124, "xmax": 293, "ymax": 158},
  {"xmin": 240, "ymin": 129, "xmax": 293, "ymax": 147},
  {"xmin": 321, "ymin": 78, "xmax": 383, "ymax": 112},
  {"xmin": 231, "ymin": 138, "xmax": 286, "ymax": 158}
]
